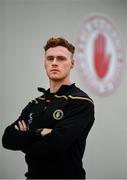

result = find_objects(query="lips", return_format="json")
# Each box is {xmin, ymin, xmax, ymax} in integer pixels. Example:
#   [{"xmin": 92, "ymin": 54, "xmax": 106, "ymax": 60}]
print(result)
[{"xmin": 50, "ymin": 69, "xmax": 60, "ymax": 72}]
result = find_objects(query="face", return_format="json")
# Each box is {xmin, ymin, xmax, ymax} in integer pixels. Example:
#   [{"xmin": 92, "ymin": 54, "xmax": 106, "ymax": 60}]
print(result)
[{"xmin": 44, "ymin": 46, "xmax": 74, "ymax": 81}]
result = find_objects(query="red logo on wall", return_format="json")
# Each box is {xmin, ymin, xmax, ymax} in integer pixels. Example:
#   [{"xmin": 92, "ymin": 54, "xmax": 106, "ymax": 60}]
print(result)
[{"xmin": 75, "ymin": 15, "xmax": 125, "ymax": 96}]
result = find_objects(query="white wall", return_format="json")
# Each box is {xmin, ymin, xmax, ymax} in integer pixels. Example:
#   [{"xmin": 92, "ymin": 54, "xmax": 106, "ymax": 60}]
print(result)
[{"xmin": 0, "ymin": 0, "xmax": 127, "ymax": 179}]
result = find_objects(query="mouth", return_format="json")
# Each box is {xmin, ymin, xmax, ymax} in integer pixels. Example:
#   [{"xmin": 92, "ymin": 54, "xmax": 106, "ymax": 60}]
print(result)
[{"xmin": 50, "ymin": 69, "xmax": 60, "ymax": 72}]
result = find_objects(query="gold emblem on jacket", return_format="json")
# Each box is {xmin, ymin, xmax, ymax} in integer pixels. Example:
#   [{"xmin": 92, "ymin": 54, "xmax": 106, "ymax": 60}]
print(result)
[{"xmin": 53, "ymin": 109, "xmax": 64, "ymax": 120}]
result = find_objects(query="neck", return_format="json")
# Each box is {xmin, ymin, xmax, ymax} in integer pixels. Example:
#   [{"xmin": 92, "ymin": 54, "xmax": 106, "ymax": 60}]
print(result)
[{"xmin": 49, "ymin": 79, "xmax": 71, "ymax": 93}]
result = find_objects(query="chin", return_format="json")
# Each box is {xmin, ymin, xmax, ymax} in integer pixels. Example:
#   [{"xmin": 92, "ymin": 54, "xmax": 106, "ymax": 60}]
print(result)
[
  {"xmin": 50, "ymin": 77, "xmax": 62, "ymax": 81},
  {"xmin": 49, "ymin": 76, "xmax": 64, "ymax": 81}
]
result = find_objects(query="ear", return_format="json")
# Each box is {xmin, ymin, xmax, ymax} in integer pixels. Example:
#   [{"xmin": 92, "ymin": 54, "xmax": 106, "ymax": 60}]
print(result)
[{"xmin": 71, "ymin": 59, "xmax": 74, "ymax": 69}]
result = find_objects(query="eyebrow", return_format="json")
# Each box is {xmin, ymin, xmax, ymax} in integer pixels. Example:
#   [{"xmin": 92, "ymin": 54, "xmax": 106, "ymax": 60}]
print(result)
[{"xmin": 46, "ymin": 55, "xmax": 67, "ymax": 58}]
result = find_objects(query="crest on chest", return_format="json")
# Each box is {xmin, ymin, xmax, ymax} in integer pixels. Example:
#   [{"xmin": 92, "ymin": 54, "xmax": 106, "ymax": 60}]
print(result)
[{"xmin": 53, "ymin": 109, "xmax": 64, "ymax": 120}]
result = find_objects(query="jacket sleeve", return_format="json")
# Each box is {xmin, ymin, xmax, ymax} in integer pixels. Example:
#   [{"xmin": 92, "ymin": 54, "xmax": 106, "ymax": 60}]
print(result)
[
  {"xmin": 2, "ymin": 101, "xmax": 39, "ymax": 151},
  {"xmin": 23, "ymin": 99, "xmax": 95, "ymax": 156}
]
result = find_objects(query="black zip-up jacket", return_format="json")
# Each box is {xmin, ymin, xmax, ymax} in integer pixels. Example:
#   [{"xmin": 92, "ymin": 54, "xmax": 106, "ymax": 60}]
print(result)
[{"xmin": 2, "ymin": 84, "xmax": 95, "ymax": 179}]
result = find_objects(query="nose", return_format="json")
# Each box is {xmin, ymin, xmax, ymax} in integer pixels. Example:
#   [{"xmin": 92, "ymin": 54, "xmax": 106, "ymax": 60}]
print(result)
[{"xmin": 52, "ymin": 58, "xmax": 58, "ymax": 66}]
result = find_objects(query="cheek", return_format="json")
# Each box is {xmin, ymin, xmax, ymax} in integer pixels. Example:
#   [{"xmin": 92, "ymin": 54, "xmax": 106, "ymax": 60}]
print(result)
[
  {"xmin": 44, "ymin": 61, "xmax": 46, "ymax": 68},
  {"xmin": 44, "ymin": 62, "xmax": 50, "ymax": 71},
  {"xmin": 62, "ymin": 64, "xmax": 72, "ymax": 72},
  {"xmin": 66, "ymin": 62, "xmax": 72, "ymax": 69}
]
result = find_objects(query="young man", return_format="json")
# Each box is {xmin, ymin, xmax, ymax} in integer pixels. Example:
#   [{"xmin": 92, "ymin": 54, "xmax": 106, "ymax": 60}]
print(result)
[{"xmin": 2, "ymin": 37, "xmax": 95, "ymax": 179}]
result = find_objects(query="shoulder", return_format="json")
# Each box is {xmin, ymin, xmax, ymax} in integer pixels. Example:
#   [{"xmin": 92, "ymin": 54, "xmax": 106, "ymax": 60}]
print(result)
[
  {"xmin": 68, "ymin": 85, "xmax": 94, "ymax": 105},
  {"xmin": 29, "ymin": 95, "xmax": 45, "ymax": 104},
  {"xmin": 27, "ymin": 87, "xmax": 46, "ymax": 104},
  {"xmin": 55, "ymin": 84, "xmax": 94, "ymax": 106}
]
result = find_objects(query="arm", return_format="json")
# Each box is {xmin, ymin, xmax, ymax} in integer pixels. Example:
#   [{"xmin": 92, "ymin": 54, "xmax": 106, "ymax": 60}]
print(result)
[
  {"xmin": 2, "ymin": 101, "xmax": 39, "ymax": 151},
  {"xmin": 15, "ymin": 121, "xmax": 52, "ymax": 137},
  {"xmin": 23, "ymin": 99, "xmax": 95, "ymax": 156}
]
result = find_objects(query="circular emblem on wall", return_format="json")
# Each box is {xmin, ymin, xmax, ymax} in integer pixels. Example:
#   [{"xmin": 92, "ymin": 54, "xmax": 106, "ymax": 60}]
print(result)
[
  {"xmin": 75, "ymin": 15, "xmax": 125, "ymax": 96},
  {"xmin": 53, "ymin": 109, "xmax": 64, "ymax": 120}
]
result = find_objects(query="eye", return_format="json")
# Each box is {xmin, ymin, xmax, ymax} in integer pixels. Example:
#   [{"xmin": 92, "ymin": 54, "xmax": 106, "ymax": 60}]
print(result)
[
  {"xmin": 57, "ymin": 56, "xmax": 66, "ymax": 61},
  {"xmin": 46, "ymin": 56, "xmax": 54, "ymax": 61}
]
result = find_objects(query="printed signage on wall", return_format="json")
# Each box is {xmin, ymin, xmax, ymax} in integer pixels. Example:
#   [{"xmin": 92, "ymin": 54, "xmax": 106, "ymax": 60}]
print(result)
[{"xmin": 75, "ymin": 15, "xmax": 125, "ymax": 96}]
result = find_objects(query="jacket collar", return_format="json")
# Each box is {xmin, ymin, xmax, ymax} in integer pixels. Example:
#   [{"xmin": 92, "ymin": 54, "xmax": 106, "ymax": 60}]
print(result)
[{"xmin": 38, "ymin": 83, "xmax": 75, "ymax": 97}]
